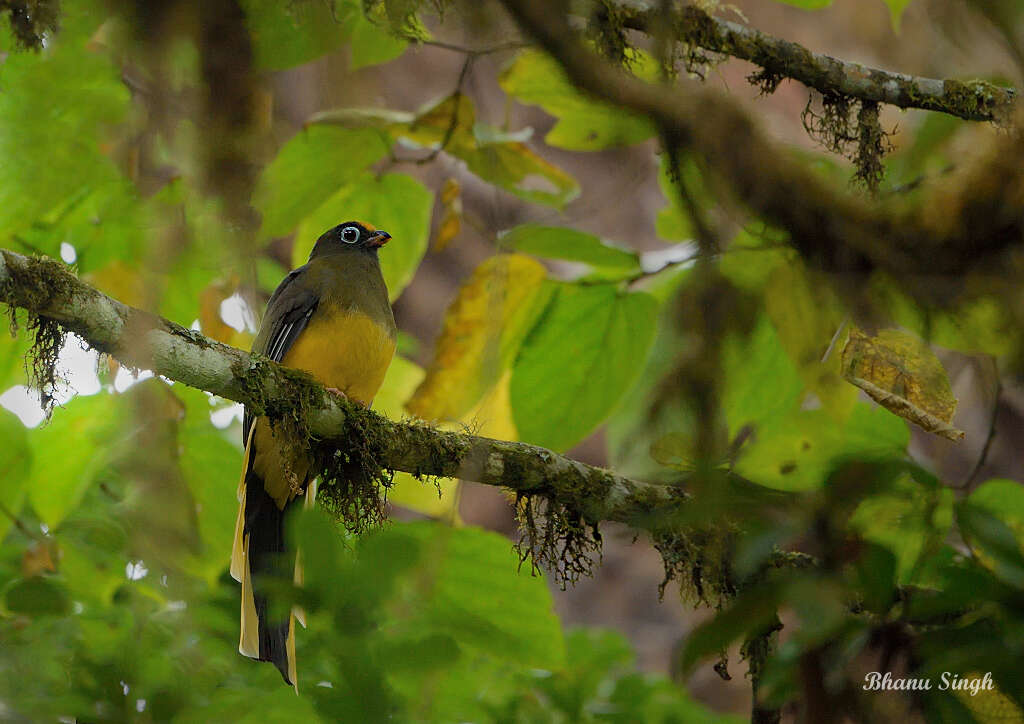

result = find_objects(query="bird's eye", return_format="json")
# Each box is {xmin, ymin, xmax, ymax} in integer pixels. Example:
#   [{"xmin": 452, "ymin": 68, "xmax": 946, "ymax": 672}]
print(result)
[{"xmin": 341, "ymin": 226, "xmax": 360, "ymax": 244}]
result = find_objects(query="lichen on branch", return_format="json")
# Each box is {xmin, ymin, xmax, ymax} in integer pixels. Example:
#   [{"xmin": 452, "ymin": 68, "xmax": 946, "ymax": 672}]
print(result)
[{"xmin": 621, "ymin": 4, "xmax": 1016, "ymax": 123}]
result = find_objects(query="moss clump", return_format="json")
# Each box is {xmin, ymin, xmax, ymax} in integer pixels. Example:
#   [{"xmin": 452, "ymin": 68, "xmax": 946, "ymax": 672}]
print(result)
[
  {"xmin": 515, "ymin": 493, "xmax": 602, "ymax": 589},
  {"xmin": 1, "ymin": 253, "xmax": 82, "ymax": 417},
  {"xmin": 748, "ymin": 68, "xmax": 783, "ymax": 96},
  {"xmin": 802, "ymin": 93, "xmax": 892, "ymax": 191},
  {"xmin": 585, "ymin": 0, "xmax": 635, "ymax": 68},
  {"xmin": 653, "ymin": 526, "xmax": 736, "ymax": 608}
]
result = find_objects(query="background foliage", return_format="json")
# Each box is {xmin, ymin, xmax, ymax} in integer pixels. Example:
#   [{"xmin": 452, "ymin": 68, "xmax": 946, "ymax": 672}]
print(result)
[{"xmin": 0, "ymin": 0, "xmax": 1022, "ymax": 722}]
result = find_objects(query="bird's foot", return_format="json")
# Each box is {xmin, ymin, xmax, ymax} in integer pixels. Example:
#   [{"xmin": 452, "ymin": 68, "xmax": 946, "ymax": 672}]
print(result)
[{"xmin": 326, "ymin": 386, "xmax": 348, "ymax": 401}]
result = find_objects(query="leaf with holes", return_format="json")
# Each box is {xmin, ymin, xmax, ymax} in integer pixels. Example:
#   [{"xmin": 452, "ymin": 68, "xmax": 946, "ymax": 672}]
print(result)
[{"xmin": 841, "ymin": 327, "xmax": 964, "ymax": 441}]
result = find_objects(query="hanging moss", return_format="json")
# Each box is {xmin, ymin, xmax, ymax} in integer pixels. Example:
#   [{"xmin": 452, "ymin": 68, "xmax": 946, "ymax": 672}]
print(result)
[
  {"xmin": 514, "ymin": 492, "xmax": 602, "ymax": 589},
  {"xmin": 0, "ymin": 253, "xmax": 81, "ymax": 416},
  {"xmin": 802, "ymin": 93, "xmax": 892, "ymax": 191}
]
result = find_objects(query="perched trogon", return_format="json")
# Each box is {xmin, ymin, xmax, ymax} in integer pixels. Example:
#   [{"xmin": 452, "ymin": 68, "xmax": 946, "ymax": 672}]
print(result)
[{"xmin": 230, "ymin": 221, "xmax": 396, "ymax": 687}]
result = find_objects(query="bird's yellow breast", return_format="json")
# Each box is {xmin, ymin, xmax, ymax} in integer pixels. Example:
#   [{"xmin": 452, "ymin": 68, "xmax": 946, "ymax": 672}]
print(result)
[{"xmin": 281, "ymin": 307, "xmax": 396, "ymax": 407}]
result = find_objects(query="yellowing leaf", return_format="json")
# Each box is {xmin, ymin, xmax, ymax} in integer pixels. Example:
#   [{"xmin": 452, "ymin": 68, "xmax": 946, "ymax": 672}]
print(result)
[
  {"xmin": 461, "ymin": 368, "xmax": 518, "ymax": 442},
  {"xmin": 841, "ymin": 328, "xmax": 964, "ymax": 441},
  {"xmin": 408, "ymin": 254, "xmax": 550, "ymax": 422},
  {"xmin": 198, "ymin": 278, "xmax": 238, "ymax": 344},
  {"xmin": 313, "ymin": 93, "xmax": 580, "ymax": 208}
]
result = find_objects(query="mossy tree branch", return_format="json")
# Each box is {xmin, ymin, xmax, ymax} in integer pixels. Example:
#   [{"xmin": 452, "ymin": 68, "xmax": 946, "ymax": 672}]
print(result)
[
  {"xmin": 498, "ymin": 0, "xmax": 1024, "ymax": 293},
  {"xmin": 0, "ymin": 247, "xmax": 683, "ymax": 530},
  {"xmin": 621, "ymin": 5, "xmax": 1015, "ymax": 123}
]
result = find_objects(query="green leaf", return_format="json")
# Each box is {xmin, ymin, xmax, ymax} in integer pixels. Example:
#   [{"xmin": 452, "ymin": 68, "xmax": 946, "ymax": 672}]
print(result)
[
  {"xmin": 958, "ymin": 503, "xmax": 1024, "ymax": 589},
  {"xmin": 734, "ymin": 404, "xmax": 909, "ymax": 491},
  {"xmin": 254, "ymin": 126, "xmax": 391, "ymax": 239},
  {"xmin": 0, "ymin": 408, "xmax": 32, "ymax": 539},
  {"xmin": 721, "ymin": 315, "xmax": 805, "ymax": 437},
  {"xmin": 511, "ymin": 284, "xmax": 660, "ymax": 451},
  {"xmin": 0, "ymin": 11, "xmax": 130, "ymax": 239},
  {"xmin": 27, "ymin": 392, "xmax": 121, "ymax": 528},
  {"xmin": 386, "ymin": 522, "xmax": 566, "ymax": 669},
  {"xmin": 969, "ymin": 479, "xmax": 1024, "ymax": 535},
  {"xmin": 242, "ymin": 0, "xmax": 359, "ymax": 70},
  {"xmin": 869, "ymin": 279, "xmax": 1019, "ymax": 358},
  {"xmin": 455, "ymin": 132, "xmax": 579, "ymax": 209},
  {"xmin": 605, "ymin": 289, "xmax": 696, "ymax": 481},
  {"xmin": 348, "ymin": 11, "xmax": 408, "ymax": 70},
  {"xmin": 655, "ymin": 153, "xmax": 714, "ymax": 241},
  {"xmin": 2, "ymin": 576, "xmax": 70, "ymax": 616},
  {"xmin": 499, "ymin": 224, "xmax": 641, "ymax": 271},
  {"xmin": 850, "ymin": 472, "xmax": 953, "ymax": 584},
  {"xmin": 177, "ymin": 388, "xmax": 243, "ymax": 583},
  {"xmin": 851, "ymin": 542, "xmax": 898, "ymax": 614},
  {"xmin": 764, "ymin": 262, "xmax": 856, "ymax": 420},
  {"xmin": 719, "ymin": 227, "xmax": 791, "ymax": 293},
  {"xmin": 293, "ymin": 172, "xmax": 432, "ymax": 300},
  {"xmin": 499, "ymin": 50, "xmax": 655, "ymax": 150}
]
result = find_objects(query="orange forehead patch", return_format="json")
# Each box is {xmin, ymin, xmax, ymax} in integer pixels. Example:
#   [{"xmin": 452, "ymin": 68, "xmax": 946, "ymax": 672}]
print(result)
[{"xmin": 358, "ymin": 220, "xmax": 376, "ymax": 232}]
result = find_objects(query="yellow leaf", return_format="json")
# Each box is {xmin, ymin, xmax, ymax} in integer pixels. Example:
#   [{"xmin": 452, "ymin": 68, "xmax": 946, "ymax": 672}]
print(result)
[
  {"xmin": 433, "ymin": 208, "xmax": 461, "ymax": 253},
  {"xmin": 462, "ymin": 369, "xmax": 517, "ymax": 442},
  {"xmin": 374, "ymin": 355, "xmax": 424, "ymax": 419},
  {"xmin": 440, "ymin": 176, "xmax": 460, "ymax": 206},
  {"xmin": 407, "ymin": 254, "xmax": 550, "ymax": 422},
  {"xmin": 841, "ymin": 328, "xmax": 964, "ymax": 441},
  {"xmin": 374, "ymin": 356, "xmax": 460, "ymax": 521}
]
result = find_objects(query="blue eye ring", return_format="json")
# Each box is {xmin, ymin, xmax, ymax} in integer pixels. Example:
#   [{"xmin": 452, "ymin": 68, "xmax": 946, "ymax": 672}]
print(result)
[{"xmin": 341, "ymin": 226, "xmax": 360, "ymax": 244}]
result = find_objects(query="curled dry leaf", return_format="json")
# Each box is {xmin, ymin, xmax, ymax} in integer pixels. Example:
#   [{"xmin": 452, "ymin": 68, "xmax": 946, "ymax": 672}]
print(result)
[{"xmin": 841, "ymin": 327, "xmax": 964, "ymax": 441}]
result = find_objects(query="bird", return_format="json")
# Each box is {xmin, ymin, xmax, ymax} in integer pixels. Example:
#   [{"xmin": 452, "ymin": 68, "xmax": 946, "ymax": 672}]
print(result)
[{"xmin": 230, "ymin": 221, "xmax": 396, "ymax": 688}]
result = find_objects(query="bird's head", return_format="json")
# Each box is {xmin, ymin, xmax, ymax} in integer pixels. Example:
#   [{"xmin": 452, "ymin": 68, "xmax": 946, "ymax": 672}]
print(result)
[{"xmin": 311, "ymin": 221, "xmax": 391, "ymax": 258}]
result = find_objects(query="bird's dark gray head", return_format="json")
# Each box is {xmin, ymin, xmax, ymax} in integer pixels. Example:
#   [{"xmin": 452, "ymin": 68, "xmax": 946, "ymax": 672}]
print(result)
[{"xmin": 310, "ymin": 221, "xmax": 391, "ymax": 259}]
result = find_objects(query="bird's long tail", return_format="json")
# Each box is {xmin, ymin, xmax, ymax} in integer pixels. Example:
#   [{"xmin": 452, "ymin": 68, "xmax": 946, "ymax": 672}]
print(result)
[{"xmin": 231, "ymin": 430, "xmax": 303, "ymax": 689}]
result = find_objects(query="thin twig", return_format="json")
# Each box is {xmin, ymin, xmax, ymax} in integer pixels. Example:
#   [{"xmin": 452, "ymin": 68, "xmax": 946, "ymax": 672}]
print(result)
[{"xmin": 412, "ymin": 38, "xmax": 530, "ymax": 57}]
